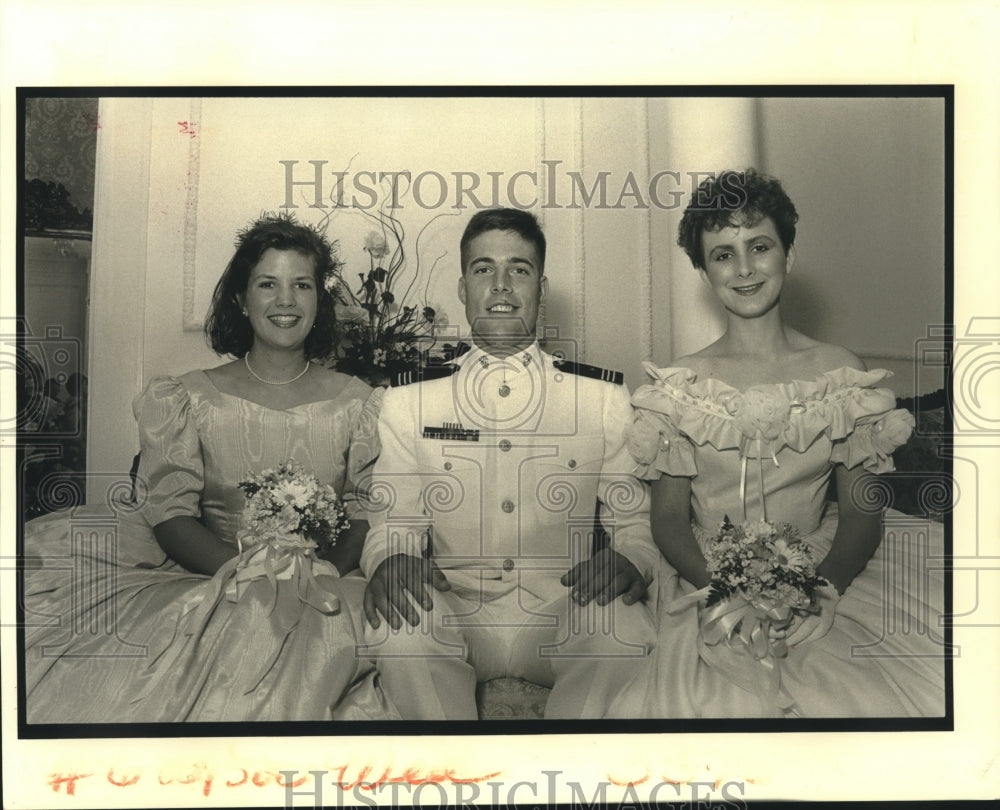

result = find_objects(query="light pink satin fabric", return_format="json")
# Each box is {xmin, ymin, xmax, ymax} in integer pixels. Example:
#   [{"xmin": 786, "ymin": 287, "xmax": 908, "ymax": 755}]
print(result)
[{"xmin": 24, "ymin": 371, "xmax": 397, "ymax": 723}]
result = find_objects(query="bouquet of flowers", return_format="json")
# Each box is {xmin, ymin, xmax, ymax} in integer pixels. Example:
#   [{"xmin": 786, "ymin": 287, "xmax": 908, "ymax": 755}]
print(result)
[
  {"xmin": 330, "ymin": 207, "xmax": 450, "ymax": 386},
  {"xmin": 702, "ymin": 516, "xmax": 827, "ymax": 660},
  {"xmin": 185, "ymin": 460, "xmax": 351, "ymax": 631},
  {"xmin": 237, "ymin": 460, "xmax": 349, "ymax": 557}
]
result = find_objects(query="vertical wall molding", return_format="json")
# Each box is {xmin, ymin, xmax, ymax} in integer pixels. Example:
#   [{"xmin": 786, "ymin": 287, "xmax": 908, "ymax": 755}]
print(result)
[
  {"xmin": 663, "ymin": 97, "xmax": 759, "ymax": 358},
  {"xmin": 181, "ymin": 98, "xmax": 203, "ymax": 332},
  {"xmin": 534, "ymin": 98, "xmax": 548, "ymax": 343},
  {"xmin": 638, "ymin": 98, "xmax": 653, "ymax": 364},
  {"xmin": 534, "ymin": 97, "xmax": 547, "ymax": 216},
  {"xmin": 538, "ymin": 97, "xmax": 585, "ymax": 357},
  {"xmin": 572, "ymin": 98, "xmax": 586, "ymax": 358},
  {"xmin": 87, "ymin": 98, "xmax": 153, "ymax": 491}
]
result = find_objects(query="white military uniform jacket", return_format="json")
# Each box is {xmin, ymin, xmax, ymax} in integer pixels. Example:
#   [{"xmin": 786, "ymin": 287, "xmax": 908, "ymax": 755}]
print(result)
[{"xmin": 360, "ymin": 343, "xmax": 658, "ymax": 598}]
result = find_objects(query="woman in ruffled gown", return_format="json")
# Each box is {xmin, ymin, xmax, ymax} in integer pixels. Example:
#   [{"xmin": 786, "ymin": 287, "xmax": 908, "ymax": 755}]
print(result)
[
  {"xmin": 24, "ymin": 213, "xmax": 397, "ymax": 722},
  {"xmin": 610, "ymin": 170, "xmax": 946, "ymax": 718}
]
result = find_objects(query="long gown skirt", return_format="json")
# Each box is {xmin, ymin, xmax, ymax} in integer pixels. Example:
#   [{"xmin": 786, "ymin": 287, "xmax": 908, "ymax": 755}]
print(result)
[
  {"xmin": 23, "ymin": 506, "xmax": 391, "ymax": 723},
  {"xmin": 610, "ymin": 505, "xmax": 947, "ymax": 718}
]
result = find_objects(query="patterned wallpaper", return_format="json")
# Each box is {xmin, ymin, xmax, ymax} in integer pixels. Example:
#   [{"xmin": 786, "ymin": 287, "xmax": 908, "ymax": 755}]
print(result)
[{"xmin": 24, "ymin": 97, "xmax": 99, "ymax": 221}]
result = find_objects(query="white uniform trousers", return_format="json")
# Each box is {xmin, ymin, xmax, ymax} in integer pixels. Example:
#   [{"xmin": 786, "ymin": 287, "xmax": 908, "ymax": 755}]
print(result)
[{"xmin": 361, "ymin": 572, "xmax": 656, "ymax": 720}]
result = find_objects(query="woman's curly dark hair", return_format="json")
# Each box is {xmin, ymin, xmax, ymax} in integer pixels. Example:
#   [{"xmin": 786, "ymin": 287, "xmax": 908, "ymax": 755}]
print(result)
[
  {"xmin": 204, "ymin": 212, "xmax": 341, "ymax": 360},
  {"xmin": 677, "ymin": 169, "xmax": 798, "ymax": 270}
]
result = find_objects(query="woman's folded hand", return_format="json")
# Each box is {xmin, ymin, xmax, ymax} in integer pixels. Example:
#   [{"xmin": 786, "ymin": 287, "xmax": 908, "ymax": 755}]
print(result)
[{"xmin": 785, "ymin": 583, "xmax": 840, "ymax": 647}]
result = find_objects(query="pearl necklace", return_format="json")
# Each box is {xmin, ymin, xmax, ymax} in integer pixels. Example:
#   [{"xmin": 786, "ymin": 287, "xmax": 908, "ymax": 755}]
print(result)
[{"xmin": 244, "ymin": 354, "xmax": 311, "ymax": 385}]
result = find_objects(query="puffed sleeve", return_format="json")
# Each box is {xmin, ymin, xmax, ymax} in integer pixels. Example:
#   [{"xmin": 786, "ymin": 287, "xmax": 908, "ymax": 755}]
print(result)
[
  {"xmin": 131, "ymin": 376, "xmax": 203, "ymax": 527},
  {"xmin": 599, "ymin": 383, "xmax": 660, "ymax": 584},
  {"xmin": 624, "ymin": 402, "xmax": 697, "ymax": 481},
  {"xmin": 831, "ymin": 407, "xmax": 916, "ymax": 474},
  {"xmin": 344, "ymin": 386, "xmax": 385, "ymax": 520}
]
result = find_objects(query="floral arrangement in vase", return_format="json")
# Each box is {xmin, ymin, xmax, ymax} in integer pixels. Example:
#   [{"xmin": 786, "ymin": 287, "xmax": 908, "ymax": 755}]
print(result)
[{"xmin": 328, "ymin": 205, "xmax": 452, "ymax": 387}]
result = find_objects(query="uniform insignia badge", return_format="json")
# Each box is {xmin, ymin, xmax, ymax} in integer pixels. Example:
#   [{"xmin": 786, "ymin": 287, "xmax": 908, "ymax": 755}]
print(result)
[
  {"xmin": 391, "ymin": 365, "xmax": 460, "ymax": 387},
  {"xmin": 422, "ymin": 421, "xmax": 480, "ymax": 441},
  {"xmin": 551, "ymin": 358, "xmax": 624, "ymax": 385}
]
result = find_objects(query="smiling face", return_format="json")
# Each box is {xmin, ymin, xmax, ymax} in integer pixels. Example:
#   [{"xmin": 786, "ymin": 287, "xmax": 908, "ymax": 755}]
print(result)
[
  {"xmin": 458, "ymin": 229, "xmax": 547, "ymax": 351},
  {"xmin": 699, "ymin": 215, "xmax": 795, "ymax": 320},
  {"xmin": 240, "ymin": 248, "xmax": 318, "ymax": 354}
]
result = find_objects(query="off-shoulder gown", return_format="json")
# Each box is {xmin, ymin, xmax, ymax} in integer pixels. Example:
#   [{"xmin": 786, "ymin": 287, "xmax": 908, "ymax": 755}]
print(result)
[
  {"xmin": 609, "ymin": 365, "xmax": 946, "ymax": 718},
  {"xmin": 24, "ymin": 370, "xmax": 397, "ymax": 723}
]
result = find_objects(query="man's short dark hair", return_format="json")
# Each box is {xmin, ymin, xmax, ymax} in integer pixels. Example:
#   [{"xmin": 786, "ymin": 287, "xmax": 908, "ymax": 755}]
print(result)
[{"xmin": 459, "ymin": 208, "xmax": 546, "ymax": 274}]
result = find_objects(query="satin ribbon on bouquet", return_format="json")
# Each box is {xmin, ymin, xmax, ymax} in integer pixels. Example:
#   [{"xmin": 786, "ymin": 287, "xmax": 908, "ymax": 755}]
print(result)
[
  {"xmin": 701, "ymin": 593, "xmax": 794, "ymax": 659},
  {"xmin": 184, "ymin": 532, "xmax": 342, "ymax": 644},
  {"xmin": 694, "ymin": 592, "xmax": 798, "ymax": 716},
  {"xmin": 223, "ymin": 532, "xmax": 341, "ymax": 613}
]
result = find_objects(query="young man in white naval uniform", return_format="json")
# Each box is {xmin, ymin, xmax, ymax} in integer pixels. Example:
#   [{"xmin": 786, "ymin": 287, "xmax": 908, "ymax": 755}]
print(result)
[{"xmin": 360, "ymin": 208, "xmax": 657, "ymax": 720}]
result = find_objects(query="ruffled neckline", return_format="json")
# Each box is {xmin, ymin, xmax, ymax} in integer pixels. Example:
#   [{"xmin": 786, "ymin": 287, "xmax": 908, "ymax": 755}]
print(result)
[
  {"xmin": 632, "ymin": 363, "xmax": 898, "ymax": 455},
  {"xmin": 641, "ymin": 362, "xmax": 893, "ymax": 399}
]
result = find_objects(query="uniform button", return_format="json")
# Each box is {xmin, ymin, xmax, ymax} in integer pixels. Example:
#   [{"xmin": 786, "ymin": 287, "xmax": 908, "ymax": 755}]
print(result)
[
  {"xmin": 568, "ymin": 459, "xmax": 577, "ymax": 469},
  {"xmin": 501, "ymin": 499, "xmax": 515, "ymax": 513},
  {"xmin": 444, "ymin": 462, "xmax": 453, "ymax": 470},
  {"xmin": 498, "ymin": 439, "xmax": 512, "ymax": 452},
  {"xmin": 502, "ymin": 558, "xmax": 514, "ymax": 572}
]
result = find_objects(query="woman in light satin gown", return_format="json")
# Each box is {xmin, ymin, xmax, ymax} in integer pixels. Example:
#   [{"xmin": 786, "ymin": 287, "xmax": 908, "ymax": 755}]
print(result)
[
  {"xmin": 24, "ymin": 213, "xmax": 397, "ymax": 722},
  {"xmin": 611, "ymin": 170, "xmax": 946, "ymax": 718}
]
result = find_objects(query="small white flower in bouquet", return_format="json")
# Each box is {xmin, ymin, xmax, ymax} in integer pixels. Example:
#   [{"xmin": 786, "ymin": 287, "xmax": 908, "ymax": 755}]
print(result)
[
  {"xmin": 702, "ymin": 515, "xmax": 827, "ymax": 659},
  {"xmin": 187, "ymin": 461, "xmax": 352, "ymax": 634},
  {"xmin": 237, "ymin": 460, "xmax": 349, "ymax": 557},
  {"xmin": 215, "ymin": 460, "xmax": 354, "ymax": 616}
]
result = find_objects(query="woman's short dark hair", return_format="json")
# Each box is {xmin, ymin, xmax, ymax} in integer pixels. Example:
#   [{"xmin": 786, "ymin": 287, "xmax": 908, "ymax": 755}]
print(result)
[
  {"xmin": 204, "ymin": 212, "xmax": 341, "ymax": 360},
  {"xmin": 677, "ymin": 169, "xmax": 798, "ymax": 270},
  {"xmin": 459, "ymin": 208, "xmax": 547, "ymax": 273}
]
